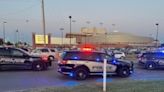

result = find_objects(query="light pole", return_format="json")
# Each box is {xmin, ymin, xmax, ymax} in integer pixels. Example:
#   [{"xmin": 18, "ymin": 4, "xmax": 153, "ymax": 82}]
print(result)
[
  {"xmin": 69, "ymin": 16, "xmax": 72, "ymax": 47},
  {"xmin": 2, "ymin": 21, "xmax": 7, "ymax": 44},
  {"xmin": 99, "ymin": 22, "xmax": 103, "ymax": 27},
  {"xmin": 72, "ymin": 20, "xmax": 76, "ymax": 33},
  {"xmin": 15, "ymin": 29, "xmax": 19, "ymax": 44},
  {"xmin": 60, "ymin": 28, "xmax": 64, "ymax": 46},
  {"xmin": 112, "ymin": 24, "xmax": 116, "ymax": 32},
  {"xmin": 86, "ymin": 21, "xmax": 90, "ymax": 26},
  {"xmin": 85, "ymin": 21, "xmax": 91, "ymax": 45},
  {"xmin": 41, "ymin": 0, "xmax": 46, "ymax": 47},
  {"xmin": 155, "ymin": 23, "xmax": 159, "ymax": 47}
]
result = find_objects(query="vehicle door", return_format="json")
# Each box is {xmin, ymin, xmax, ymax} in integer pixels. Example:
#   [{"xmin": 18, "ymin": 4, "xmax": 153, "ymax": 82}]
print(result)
[
  {"xmin": 100, "ymin": 53, "xmax": 117, "ymax": 72},
  {"xmin": 84, "ymin": 52, "xmax": 104, "ymax": 73},
  {"xmin": 10, "ymin": 48, "xmax": 29, "ymax": 67},
  {"xmin": 0, "ymin": 48, "xmax": 13, "ymax": 66},
  {"xmin": 157, "ymin": 53, "xmax": 164, "ymax": 66},
  {"xmin": 84, "ymin": 53, "xmax": 117, "ymax": 73}
]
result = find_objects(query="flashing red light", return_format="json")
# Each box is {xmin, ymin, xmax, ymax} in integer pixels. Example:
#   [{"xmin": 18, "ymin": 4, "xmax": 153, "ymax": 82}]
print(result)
[{"xmin": 82, "ymin": 48, "xmax": 92, "ymax": 51}]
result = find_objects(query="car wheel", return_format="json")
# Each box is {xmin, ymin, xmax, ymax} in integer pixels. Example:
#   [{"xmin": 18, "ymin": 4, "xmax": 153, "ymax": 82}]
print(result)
[
  {"xmin": 48, "ymin": 56, "xmax": 54, "ymax": 61},
  {"xmin": 32, "ymin": 62, "xmax": 44, "ymax": 71},
  {"xmin": 118, "ymin": 67, "xmax": 130, "ymax": 77},
  {"xmin": 74, "ymin": 68, "xmax": 88, "ymax": 80},
  {"xmin": 145, "ymin": 62, "xmax": 156, "ymax": 70}
]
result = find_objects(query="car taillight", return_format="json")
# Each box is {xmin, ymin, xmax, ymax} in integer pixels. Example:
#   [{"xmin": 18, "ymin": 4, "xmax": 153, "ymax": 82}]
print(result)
[
  {"xmin": 41, "ymin": 55, "xmax": 48, "ymax": 61},
  {"xmin": 61, "ymin": 60, "xmax": 68, "ymax": 64}
]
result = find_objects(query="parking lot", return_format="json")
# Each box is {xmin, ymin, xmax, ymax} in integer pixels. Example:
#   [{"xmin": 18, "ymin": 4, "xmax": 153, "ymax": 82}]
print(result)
[{"xmin": 0, "ymin": 62, "xmax": 164, "ymax": 92}]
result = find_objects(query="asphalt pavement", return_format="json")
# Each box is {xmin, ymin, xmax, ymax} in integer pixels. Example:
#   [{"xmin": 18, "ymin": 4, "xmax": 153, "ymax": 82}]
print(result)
[{"xmin": 0, "ymin": 62, "xmax": 164, "ymax": 92}]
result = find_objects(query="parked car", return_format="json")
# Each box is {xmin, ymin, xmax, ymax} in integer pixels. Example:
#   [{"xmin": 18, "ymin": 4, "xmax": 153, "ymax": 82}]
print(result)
[
  {"xmin": 31, "ymin": 48, "xmax": 56, "ymax": 61},
  {"xmin": 0, "ymin": 47, "xmax": 51, "ymax": 71},
  {"xmin": 113, "ymin": 51, "xmax": 126, "ymax": 59},
  {"xmin": 58, "ymin": 50, "xmax": 133, "ymax": 80}
]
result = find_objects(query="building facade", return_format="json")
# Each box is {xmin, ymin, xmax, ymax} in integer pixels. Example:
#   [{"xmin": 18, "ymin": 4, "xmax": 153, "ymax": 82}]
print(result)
[{"xmin": 32, "ymin": 28, "xmax": 157, "ymax": 48}]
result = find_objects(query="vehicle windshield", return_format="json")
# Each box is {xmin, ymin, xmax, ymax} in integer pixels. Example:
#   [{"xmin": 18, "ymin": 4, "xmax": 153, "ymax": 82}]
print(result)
[
  {"xmin": 142, "ymin": 52, "xmax": 164, "ymax": 58},
  {"xmin": 17, "ymin": 48, "xmax": 30, "ymax": 56}
]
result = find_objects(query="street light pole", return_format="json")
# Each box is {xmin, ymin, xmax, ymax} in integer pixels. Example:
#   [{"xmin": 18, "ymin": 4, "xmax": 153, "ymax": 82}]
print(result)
[
  {"xmin": 60, "ymin": 28, "xmax": 64, "ymax": 46},
  {"xmin": 41, "ymin": 0, "xmax": 46, "ymax": 47},
  {"xmin": 69, "ymin": 16, "xmax": 72, "ymax": 47},
  {"xmin": 112, "ymin": 24, "xmax": 116, "ymax": 32},
  {"xmin": 99, "ymin": 22, "xmax": 103, "ymax": 27},
  {"xmin": 155, "ymin": 23, "xmax": 159, "ymax": 47},
  {"xmin": 16, "ymin": 29, "xmax": 19, "ymax": 44},
  {"xmin": 2, "ymin": 21, "xmax": 7, "ymax": 45},
  {"xmin": 85, "ymin": 21, "xmax": 91, "ymax": 46}
]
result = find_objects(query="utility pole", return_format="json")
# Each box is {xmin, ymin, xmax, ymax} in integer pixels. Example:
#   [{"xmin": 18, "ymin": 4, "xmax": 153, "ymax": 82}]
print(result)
[{"xmin": 41, "ymin": 0, "xmax": 46, "ymax": 47}]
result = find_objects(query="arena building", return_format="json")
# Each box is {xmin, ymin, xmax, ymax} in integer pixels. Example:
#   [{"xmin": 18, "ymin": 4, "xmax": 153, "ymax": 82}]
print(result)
[
  {"xmin": 32, "ymin": 27, "xmax": 157, "ymax": 48},
  {"xmin": 66, "ymin": 27, "xmax": 157, "ymax": 48}
]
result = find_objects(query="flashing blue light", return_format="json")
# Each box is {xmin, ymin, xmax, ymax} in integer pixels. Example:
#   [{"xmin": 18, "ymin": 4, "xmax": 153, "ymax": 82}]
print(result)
[
  {"xmin": 69, "ymin": 73, "xmax": 74, "ymax": 77},
  {"xmin": 96, "ymin": 58, "xmax": 100, "ymax": 61},
  {"xmin": 112, "ymin": 60, "xmax": 117, "ymax": 64},
  {"xmin": 161, "ymin": 50, "xmax": 164, "ymax": 53},
  {"xmin": 73, "ymin": 56, "xmax": 78, "ymax": 60}
]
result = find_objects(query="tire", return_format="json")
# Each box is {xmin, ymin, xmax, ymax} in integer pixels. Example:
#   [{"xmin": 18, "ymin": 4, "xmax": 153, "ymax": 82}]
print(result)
[
  {"xmin": 145, "ymin": 62, "xmax": 156, "ymax": 70},
  {"xmin": 48, "ymin": 56, "xmax": 54, "ymax": 61},
  {"xmin": 74, "ymin": 68, "xmax": 88, "ymax": 80},
  {"xmin": 117, "ymin": 67, "xmax": 130, "ymax": 77},
  {"xmin": 32, "ymin": 62, "xmax": 44, "ymax": 71}
]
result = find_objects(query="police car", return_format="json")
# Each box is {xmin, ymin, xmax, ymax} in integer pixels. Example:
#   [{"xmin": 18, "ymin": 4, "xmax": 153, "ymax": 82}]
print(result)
[
  {"xmin": 138, "ymin": 51, "xmax": 164, "ymax": 69},
  {"xmin": 0, "ymin": 47, "xmax": 51, "ymax": 71},
  {"xmin": 58, "ymin": 48, "xmax": 133, "ymax": 80}
]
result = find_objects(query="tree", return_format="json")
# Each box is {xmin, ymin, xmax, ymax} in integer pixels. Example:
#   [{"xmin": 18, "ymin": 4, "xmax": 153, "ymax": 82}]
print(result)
[
  {"xmin": 6, "ymin": 41, "xmax": 13, "ymax": 45},
  {"xmin": 0, "ymin": 39, "xmax": 3, "ymax": 45}
]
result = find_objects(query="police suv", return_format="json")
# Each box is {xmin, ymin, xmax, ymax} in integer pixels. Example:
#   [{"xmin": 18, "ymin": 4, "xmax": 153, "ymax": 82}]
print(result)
[
  {"xmin": 138, "ymin": 51, "xmax": 164, "ymax": 69},
  {"xmin": 0, "ymin": 47, "xmax": 51, "ymax": 71},
  {"xmin": 58, "ymin": 49, "xmax": 133, "ymax": 80}
]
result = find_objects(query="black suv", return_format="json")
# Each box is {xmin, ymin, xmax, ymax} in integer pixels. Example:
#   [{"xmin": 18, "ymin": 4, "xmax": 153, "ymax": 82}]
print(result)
[
  {"xmin": 138, "ymin": 52, "xmax": 164, "ymax": 69},
  {"xmin": 58, "ymin": 50, "xmax": 133, "ymax": 80},
  {"xmin": 0, "ymin": 47, "xmax": 51, "ymax": 71}
]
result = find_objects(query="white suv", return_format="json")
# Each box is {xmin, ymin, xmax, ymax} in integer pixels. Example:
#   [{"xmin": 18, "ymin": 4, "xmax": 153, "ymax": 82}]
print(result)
[
  {"xmin": 31, "ymin": 48, "xmax": 56, "ymax": 61},
  {"xmin": 113, "ymin": 51, "xmax": 126, "ymax": 59}
]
